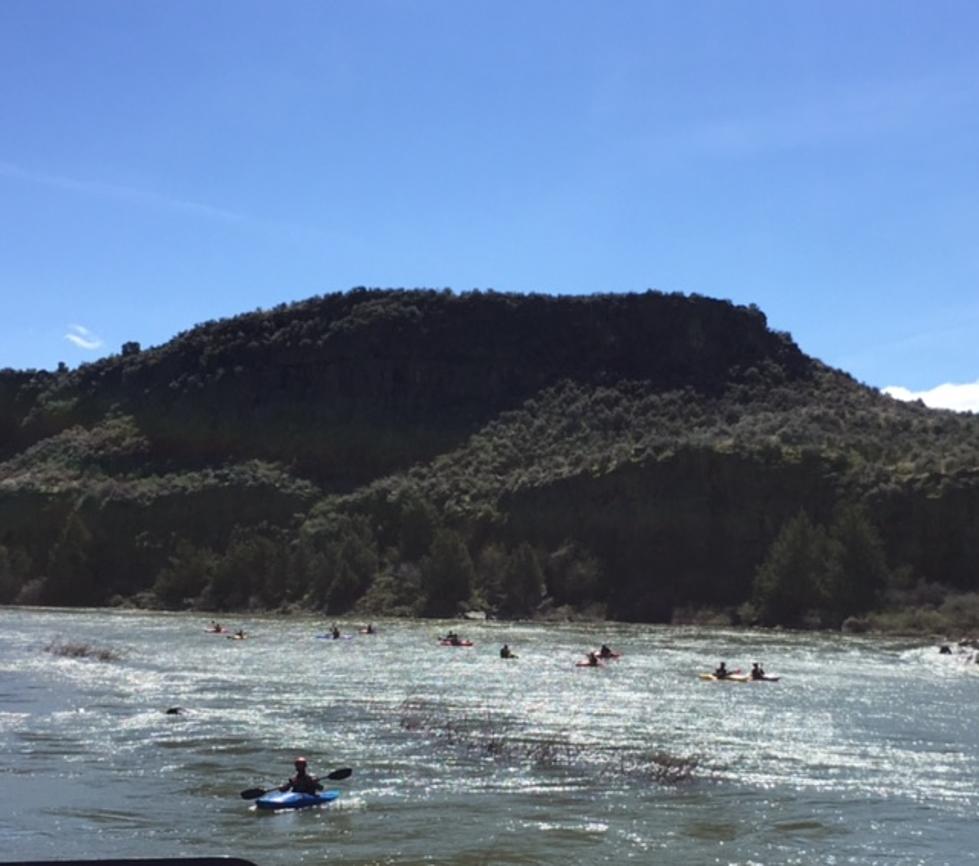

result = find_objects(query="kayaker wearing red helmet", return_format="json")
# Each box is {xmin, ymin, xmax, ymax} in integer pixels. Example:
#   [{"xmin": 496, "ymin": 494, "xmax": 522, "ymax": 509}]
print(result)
[{"xmin": 279, "ymin": 757, "xmax": 323, "ymax": 795}]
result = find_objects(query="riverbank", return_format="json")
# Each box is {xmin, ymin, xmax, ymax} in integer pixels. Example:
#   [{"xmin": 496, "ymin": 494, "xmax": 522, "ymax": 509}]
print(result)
[{"xmin": 81, "ymin": 582, "xmax": 979, "ymax": 646}]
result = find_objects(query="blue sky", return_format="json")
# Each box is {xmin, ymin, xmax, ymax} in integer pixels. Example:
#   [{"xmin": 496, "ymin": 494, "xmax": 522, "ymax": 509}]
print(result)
[{"xmin": 2, "ymin": 1, "xmax": 977, "ymax": 410}]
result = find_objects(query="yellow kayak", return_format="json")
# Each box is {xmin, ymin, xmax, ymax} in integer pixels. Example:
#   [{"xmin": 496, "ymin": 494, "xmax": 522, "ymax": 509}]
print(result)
[{"xmin": 699, "ymin": 672, "xmax": 750, "ymax": 682}]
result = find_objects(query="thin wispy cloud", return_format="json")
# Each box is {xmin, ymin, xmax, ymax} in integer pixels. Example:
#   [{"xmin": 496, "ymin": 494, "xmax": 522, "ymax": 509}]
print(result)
[
  {"xmin": 0, "ymin": 160, "xmax": 248, "ymax": 225},
  {"xmin": 64, "ymin": 324, "xmax": 104, "ymax": 351},
  {"xmin": 0, "ymin": 159, "xmax": 335, "ymax": 243},
  {"xmin": 883, "ymin": 381, "xmax": 979, "ymax": 414}
]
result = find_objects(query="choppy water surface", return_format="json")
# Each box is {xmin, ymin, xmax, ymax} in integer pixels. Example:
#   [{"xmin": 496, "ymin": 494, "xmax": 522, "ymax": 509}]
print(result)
[{"xmin": 1, "ymin": 607, "xmax": 977, "ymax": 865}]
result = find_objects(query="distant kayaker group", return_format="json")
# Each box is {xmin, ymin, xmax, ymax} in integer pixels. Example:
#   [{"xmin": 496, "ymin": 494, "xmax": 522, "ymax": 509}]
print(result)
[
  {"xmin": 204, "ymin": 619, "xmax": 784, "ymax": 681},
  {"xmin": 703, "ymin": 661, "xmax": 779, "ymax": 682},
  {"xmin": 385, "ymin": 626, "xmax": 782, "ymax": 679},
  {"xmin": 207, "ymin": 621, "xmax": 247, "ymax": 639}
]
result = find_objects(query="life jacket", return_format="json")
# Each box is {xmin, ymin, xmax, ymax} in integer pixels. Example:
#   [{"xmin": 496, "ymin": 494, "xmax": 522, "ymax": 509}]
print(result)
[{"xmin": 289, "ymin": 771, "xmax": 321, "ymax": 794}]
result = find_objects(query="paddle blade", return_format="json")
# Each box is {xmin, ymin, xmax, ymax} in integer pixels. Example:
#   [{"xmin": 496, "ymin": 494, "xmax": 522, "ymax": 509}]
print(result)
[
  {"xmin": 240, "ymin": 787, "xmax": 267, "ymax": 800},
  {"xmin": 326, "ymin": 767, "xmax": 352, "ymax": 781}
]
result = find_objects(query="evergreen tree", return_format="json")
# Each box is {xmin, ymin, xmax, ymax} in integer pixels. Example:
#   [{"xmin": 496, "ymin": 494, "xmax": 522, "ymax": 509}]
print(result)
[
  {"xmin": 45, "ymin": 512, "xmax": 97, "ymax": 605},
  {"xmin": 420, "ymin": 528, "xmax": 474, "ymax": 616},
  {"xmin": 499, "ymin": 543, "xmax": 545, "ymax": 616},
  {"xmin": 753, "ymin": 511, "xmax": 833, "ymax": 626},
  {"xmin": 326, "ymin": 518, "xmax": 379, "ymax": 610},
  {"xmin": 301, "ymin": 514, "xmax": 379, "ymax": 611},
  {"xmin": 0, "ymin": 545, "xmax": 18, "ymax": 603},
  {"xmin": 397, "ymin": 493, "xmax": 439, "ymax": 561},
  {"xmin": 823, "ymin": 504, "xmax": 890, "ymax": 622},
  {"xmin": 473, "ymin": 543, "xmax": 507, "ymax": 610},
  {"xmin": 546, "ymin": 541, "xmax": 603, "ymax": 606},
  {"xmin": 152, "ymin": 540, "xmax": 217, "ymax": 608}
]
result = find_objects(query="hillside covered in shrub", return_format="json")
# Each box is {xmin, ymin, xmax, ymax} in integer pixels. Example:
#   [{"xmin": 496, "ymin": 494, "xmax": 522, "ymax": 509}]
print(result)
[{"xmin": 1, "ymin": 288, "xmax": 977, "ymax": 629}]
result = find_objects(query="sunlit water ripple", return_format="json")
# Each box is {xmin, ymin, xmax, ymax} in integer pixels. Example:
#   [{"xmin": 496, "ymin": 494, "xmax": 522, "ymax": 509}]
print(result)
[{"xmin": 1, "ymin": 607, "xmax": 977, "ymax": 864}]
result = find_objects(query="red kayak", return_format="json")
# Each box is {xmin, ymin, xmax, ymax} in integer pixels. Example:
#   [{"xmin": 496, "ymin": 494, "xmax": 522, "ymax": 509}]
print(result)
[{"xmin": 439, "ymin": 639, "xmax": 474, "ymax": 647}]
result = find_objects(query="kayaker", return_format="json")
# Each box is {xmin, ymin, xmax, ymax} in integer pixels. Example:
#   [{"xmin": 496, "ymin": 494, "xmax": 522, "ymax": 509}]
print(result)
[
  {"xmin": 279, "ymin": 757, "xmax": 323, "ymax": 795},
  {"xmin": 235, "ymin": 628, "xmax": 246, "ymax": 639},
  {"xmin": 939, "ymin": 645, "xmax": 952, "ymax": 655},
  {"xmin": 364, "ymin": 623, "xmax": 375, "ymax": 634},
  {"xmin": 500, "ymin": 644, "xmax": 513, "ymax": 658},
  {"xmin": 750, "ymin": 662, "xmax": 765, "ymax": 680},
  {"xmin": 208, "ymin": 621, "xmax": 223, "ymax": 633},
  {"xmin": 598, "ymin": 644, "xmax": 614, "ymax": 659},
  {"xmin": 445, "ymin": 631, "xmax": 461, "ymax": 646},
  {"xmin": 585, "ymin": 651, "xmax": 600, "ymax": 667},
  {"xmin": 714, "ymin": 661, "xmax": 730, "ymax": 679},
  {"xmin": 331, "ymin": 625, "xmax": 341, "ymax": 640}
]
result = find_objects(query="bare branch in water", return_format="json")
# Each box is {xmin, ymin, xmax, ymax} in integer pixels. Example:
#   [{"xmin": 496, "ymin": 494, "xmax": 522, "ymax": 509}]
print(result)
[
  {"xmin": 44, "ymin": 639, "xmax": 122, "ymax": 662},
  {"xmin": 398, "ymin": 698, "xmax": 699, "ymax": 784}
]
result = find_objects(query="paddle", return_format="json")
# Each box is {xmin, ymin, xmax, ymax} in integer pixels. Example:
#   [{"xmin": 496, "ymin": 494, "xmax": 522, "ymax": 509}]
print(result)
[{"xmin": 240, "ymin": 766, "xmax": 352, "ymax": 799}]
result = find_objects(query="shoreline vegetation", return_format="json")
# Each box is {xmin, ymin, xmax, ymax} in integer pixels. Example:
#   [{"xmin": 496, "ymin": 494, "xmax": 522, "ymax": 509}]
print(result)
[
  {"xmin": 81, "ymin": 583, "xmax": 979, "ymax": 644},
  {"xmin": 2, "ymin": 290, "xmax": 978, "ymax": 632}
]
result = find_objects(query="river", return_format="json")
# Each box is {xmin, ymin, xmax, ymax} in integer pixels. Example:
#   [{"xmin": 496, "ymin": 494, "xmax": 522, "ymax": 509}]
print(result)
[{"xmin": 1, "ymin": 607, "xmax": 977, "ymax": 865}]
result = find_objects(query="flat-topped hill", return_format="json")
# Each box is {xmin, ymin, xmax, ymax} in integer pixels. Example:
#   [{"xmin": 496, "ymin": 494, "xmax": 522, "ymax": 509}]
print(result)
[{"xmin": 1, "ymin": 289, "xmax": 976, "ymax": 626}]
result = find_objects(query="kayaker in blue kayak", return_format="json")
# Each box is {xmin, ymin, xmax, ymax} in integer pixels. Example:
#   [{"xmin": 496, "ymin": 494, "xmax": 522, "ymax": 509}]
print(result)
[{"xmin": 279, "ymin": 757, "xmax": 323, "ymax": 795}]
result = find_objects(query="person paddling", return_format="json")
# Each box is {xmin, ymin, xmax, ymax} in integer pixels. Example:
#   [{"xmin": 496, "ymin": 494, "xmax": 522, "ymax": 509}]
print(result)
[
  {"xmin": 750, "ymin": 662, "xmax": 765, "ymax": 680},
  {"xmin": 279, "ymin": 757, "xmax": 323, "ymax": 795},
  {"xmin": 598, "ymin": 644, "xmax": 615, "ymax": 659},
  {"xmin": 585, "ymin": 650, "xmax": 600, "ymax": 667},
  {"xmin": 331, "ymin": 625, "xmax": 341, "ymax": 640},
  {"xmin": 500, "ymin": 644, "xmax": 513, "ymax": 658},
  {"xmin": 714, "ymin": 661, "xmax": 730, "ymax": 679}
]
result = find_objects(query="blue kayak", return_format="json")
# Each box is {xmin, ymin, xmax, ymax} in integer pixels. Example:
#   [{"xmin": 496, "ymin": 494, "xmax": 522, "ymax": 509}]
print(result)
[{"xmin": 255, "ymin": 788, "xmax": 341, "ymax": 810}]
